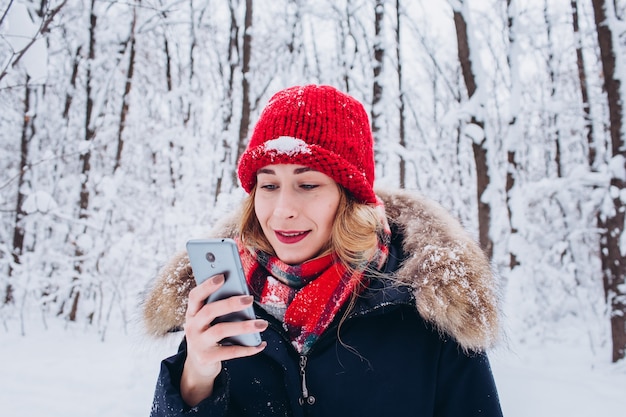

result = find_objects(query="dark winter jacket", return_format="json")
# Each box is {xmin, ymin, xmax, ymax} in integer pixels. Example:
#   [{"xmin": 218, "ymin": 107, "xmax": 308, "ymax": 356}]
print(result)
[{"xmin": 143, "ymin": 189, "xmax": 503, "ymax": 417}]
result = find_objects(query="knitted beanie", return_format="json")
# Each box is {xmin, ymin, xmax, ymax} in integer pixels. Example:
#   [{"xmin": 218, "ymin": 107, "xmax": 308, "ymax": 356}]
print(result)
[{"xmin": 237, "ymin": 84, "xmax": 376, "ymax": 204}]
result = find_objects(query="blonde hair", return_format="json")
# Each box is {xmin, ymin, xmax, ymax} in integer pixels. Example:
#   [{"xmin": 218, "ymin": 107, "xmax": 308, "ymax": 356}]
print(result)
[{"xmin": 238, "ymin": 185, "xmax": 382, "ymax": 269}]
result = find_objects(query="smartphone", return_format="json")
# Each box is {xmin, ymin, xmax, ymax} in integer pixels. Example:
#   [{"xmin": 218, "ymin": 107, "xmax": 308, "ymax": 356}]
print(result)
[{"xmin": 186, "ymin": 238, "xmax": 262, "ymax": 347}]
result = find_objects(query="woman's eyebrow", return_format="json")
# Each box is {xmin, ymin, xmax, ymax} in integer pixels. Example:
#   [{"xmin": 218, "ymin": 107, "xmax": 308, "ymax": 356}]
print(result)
[{"xmin": 257, "ymin": 167, "xmax": 316, "ymax": 175}]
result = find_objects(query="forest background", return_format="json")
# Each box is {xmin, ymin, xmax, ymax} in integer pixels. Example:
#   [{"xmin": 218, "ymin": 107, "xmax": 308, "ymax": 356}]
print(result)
[{"xmin": 1, "ymin": 0, "xmax": 625, "ymax": 408}]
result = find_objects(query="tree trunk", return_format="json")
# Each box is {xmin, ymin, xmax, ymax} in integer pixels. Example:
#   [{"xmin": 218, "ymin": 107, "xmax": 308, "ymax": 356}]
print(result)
[
  {"xmin": 63, "ymin": 0, "xmax": 97, "ymax": 322},
  {"xmin": 233, "ymin": 0, "xmax": 253, "ymax": 187},
  {"xmin": 505, "ymin": 0, "xmax": 520, "ymax": 270},
  {"xmin": 215, "ymin": 0, "xmax": 240, "ymax": 201},
  {"xmin": 79, "ymin": 0, "xmax": 97, "ymax": 219},
  {"xmin": 543, "ymin": 0, "xmax": 562, "ymax": 178},
  {"xmin": 452, "ymin": 5, "xmax": 493, "ymax": 259},
  {"xmin": 63, "ymin": 47, "xmax": 81, "ymax": 121},
  {"xmin": 6, "ymin": 76, "xmax": 34, "ymax": 304},
  {"xmin": 592, "ymin": 0, "xmax": 626, "ymax": 363},
  {"xmin": 571, "ymin": 0, "xmax": 596, "ymax": 168},
  {"xmin": 371, "ymin": 0, "xmax": 384, "ymax": 141},
  {"xmin": 159, "ymin": 8, "xmax": 179, "ymax": 206},
  {"xmin": 395, "ymin": 0, "xmax": 406, "ymax": 188},
  {"xmin": 114, "ymin": 4, "xmax": 137, "ymax": 174}
]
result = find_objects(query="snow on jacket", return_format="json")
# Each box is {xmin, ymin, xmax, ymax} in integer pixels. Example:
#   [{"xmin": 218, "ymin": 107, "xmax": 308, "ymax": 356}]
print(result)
[{"xmin": 143, "ymin": 188, "xmax": 504, "ymax": 417}]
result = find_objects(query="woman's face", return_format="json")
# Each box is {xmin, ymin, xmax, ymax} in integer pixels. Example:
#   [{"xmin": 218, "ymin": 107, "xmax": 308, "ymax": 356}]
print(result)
[{"xmin": 254, "ymin": 164, "xmax": 341, "ymax": 265}]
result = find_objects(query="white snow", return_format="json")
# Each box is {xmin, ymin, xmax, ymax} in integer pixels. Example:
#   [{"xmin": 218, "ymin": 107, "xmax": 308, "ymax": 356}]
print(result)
[
  {"xmin": 608, "ymin": 154, "xmax": 626, "ymax": 181},
  {"xmin": 490, "ymin": 342, "xmax": 626, "ymax": 415},
  {"xmin": 263, "ymin": 136, "xmax": 312, "ymax": 155},
  {"xmin": 0, "ymin": 315, "xmax": 624, "ymax": 416},
  {"xmin": 22, "ymin": 191, "xmax": 57, "ymax": 214}
]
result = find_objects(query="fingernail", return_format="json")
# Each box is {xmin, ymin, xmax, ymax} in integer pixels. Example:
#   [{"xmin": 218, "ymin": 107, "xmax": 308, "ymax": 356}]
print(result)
[
  {"xmin": 211, "ymin": 274, "xmax": 225, "ymax": 285},
  {"xmin": 254, "ymin": 320, "xmax": 268, "ymax": 330},
  {"xmin": 240, "ymin": 295, "xmax": 254, "ymax": 305}
]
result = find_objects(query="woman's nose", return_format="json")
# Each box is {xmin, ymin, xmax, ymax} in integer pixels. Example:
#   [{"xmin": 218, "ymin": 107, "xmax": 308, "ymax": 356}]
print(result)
[{"xmin": 273, "ymin": 189, "xmax": 298, "ymax": 219}]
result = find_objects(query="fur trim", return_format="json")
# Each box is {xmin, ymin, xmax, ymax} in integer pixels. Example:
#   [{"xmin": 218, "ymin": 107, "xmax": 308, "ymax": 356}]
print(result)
[
  {"xmin": 142, "ymin": 189, "xmax": 500, "ymax": 351},
  {"xmin": 377, "ymin": 189, "xmax": 499, "ymax": 351}
]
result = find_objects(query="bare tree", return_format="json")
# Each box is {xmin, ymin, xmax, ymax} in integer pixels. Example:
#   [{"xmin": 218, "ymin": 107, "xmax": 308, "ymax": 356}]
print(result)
[
  {"xmin": 543, "ymin": 0, "xmax": 563, "ymax": 178},
  {"xmin": 371, "ymin": 0, "xmax": 384, "ymax": 142},
  {"xmin": 62, "ymin": 46, "xmax": 81, "ymax": 121},
  {"xmin": 452, "ymin": 1, "xmax": 493, "ymax": 259},
  {"xmin": 591, "ymin": 0, "xmax": 626, "ymax": 362},
  {"xmin": 233, "ymin": 0, "xmax": 253, "ymax": 187},
  {"xmin": 113, "ymin": 2, "xmax": 138, "ymax": 174},
  {"xmin": 6, "ymin": 75, "xmax": 34, "ymax": 305},
  {"xmin": 505, "ymin": 0, "xmax": 520, "ymax": 269},
  {"xmin": 571, "ymin": 0, "xmax": 596, "ymax": 168},
  {"xmin": 333, "ymin": 0, "xmax": 362, "ymax": 93},
  {"xmin": 213, "ymin": 0, "xmax": 239, "ymax": 201},
  {"xmin": 395, "ymin": 0, "xmax": 406, "ymax": 188},
  {"xmin": 61, "ymin": 0, "xmax": 98, "ymax": 322},
  {"xmin": 157, "ymin": 4, "xmax": 183, "ymax": 206},
  {"xmin": 2, "ymin": 1, "xmax": 67, "ymax": 304}
]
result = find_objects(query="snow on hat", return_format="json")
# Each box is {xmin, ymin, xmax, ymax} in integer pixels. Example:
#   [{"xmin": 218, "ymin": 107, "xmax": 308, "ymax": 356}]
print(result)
[{"xmin": 237, "ymin": 84, "xmax": 376, "ymax": 204}]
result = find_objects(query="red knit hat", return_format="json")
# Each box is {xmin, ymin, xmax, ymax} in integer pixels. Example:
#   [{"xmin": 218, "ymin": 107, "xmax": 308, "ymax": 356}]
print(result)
[{"xmin": 237, "ymin": 84, "xmax": 376, "ymax": 204}]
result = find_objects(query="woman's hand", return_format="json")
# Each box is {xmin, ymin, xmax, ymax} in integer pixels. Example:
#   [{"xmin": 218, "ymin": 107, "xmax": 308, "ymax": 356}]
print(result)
[{"xmin": 180, "ymin": 274, "xmax": 268, "ymax": 407}]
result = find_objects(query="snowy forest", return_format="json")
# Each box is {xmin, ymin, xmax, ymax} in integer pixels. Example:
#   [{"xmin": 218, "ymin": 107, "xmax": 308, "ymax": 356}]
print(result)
[{"xmin": 1, "ymin": 0, "xmax": 625, "ymax": 367}]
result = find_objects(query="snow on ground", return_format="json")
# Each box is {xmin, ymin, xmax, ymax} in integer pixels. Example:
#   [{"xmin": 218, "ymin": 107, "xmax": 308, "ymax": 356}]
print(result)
[
  {"xmin": 0, "ymin": 319, "xmax": 625, "ymax": 416},
  {"xmin": 490, "ymin": 341, "xmax": 626, "ymax": 415},
  {"xmin": 0, "ymin": 319, "xmax": 178, "ymax": 416}
]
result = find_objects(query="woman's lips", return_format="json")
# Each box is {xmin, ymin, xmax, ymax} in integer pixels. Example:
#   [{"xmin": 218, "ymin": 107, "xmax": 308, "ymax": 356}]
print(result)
[{"xmin": 274, "ymin": 230, "xmax": 310, "ymax": 244}]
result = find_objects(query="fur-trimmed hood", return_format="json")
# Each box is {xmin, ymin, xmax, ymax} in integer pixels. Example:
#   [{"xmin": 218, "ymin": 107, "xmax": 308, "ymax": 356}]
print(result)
[{"xmin": 142, "ymin": 188, "xmax": 500, "ymax": 351}]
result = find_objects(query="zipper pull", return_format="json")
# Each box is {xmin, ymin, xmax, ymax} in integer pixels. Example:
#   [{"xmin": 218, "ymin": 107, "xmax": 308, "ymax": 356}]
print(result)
[{"xmin": 298, "ymin": 355, "xmax": 316, "ymax": 406}]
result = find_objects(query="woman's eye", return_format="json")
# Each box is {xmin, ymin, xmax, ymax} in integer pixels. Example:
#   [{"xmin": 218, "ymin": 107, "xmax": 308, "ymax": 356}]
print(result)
[
  {"xmin": 259, "ymin": 184, "xmax": 277, "ymax": 190},
  {"xmin": 300, "ymin": 184, "xmax": 319, "ymax": 190}
]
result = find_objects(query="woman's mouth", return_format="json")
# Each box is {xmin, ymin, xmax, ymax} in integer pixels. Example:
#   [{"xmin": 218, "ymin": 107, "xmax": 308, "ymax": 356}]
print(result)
[{"xmin": 275, "ymin": 230, "xmax": 309, "ymax": 244}]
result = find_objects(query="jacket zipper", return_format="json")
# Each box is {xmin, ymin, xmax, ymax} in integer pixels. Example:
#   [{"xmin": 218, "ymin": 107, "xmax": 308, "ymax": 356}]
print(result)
[
  {"xmin": 255, "ymin": 298, "xmax": 412, "ymax": 408},
  {"xmin": 298, "ymin": 355, "xmax": 316, "ymax": 406},
  {"xmin": 256, "ymin": 312, "xmax": 317, "ymax": 407}
]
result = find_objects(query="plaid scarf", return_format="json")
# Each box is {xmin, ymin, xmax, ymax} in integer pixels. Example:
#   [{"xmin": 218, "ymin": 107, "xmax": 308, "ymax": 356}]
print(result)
[{"xmin": 237, "ymin": 201, "xmax": 390, "ymax": 354}]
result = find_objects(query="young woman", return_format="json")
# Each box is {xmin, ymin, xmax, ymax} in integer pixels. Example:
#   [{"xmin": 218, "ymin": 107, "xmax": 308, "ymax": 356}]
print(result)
[{"xmin": 144, "ymin": 84, "xmax": 504, "ymax": 416}]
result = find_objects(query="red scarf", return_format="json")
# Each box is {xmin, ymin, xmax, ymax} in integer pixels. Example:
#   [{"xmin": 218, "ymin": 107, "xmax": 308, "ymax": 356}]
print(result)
[{"xmin": 237, "ymin": 240, "xmax": 389, "ymax": 354}]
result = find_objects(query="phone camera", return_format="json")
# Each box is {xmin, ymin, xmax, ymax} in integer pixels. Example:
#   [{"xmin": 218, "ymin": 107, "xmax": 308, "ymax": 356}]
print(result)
[{"xmin": 205, "ymin": 252, "xmax": 216, "ymax": 263}]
